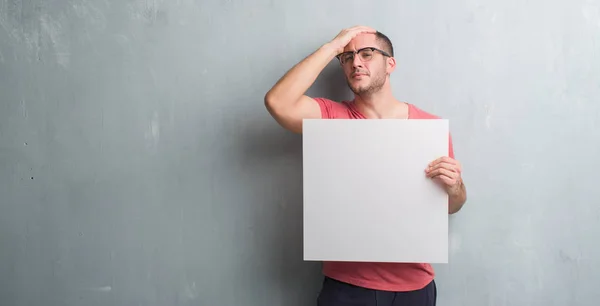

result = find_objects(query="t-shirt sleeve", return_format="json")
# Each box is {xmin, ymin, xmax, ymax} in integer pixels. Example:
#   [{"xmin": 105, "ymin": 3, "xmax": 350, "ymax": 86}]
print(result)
[
  {"xmin": 313, "ymin": 97, "xmax": 343, "ymax": 119},
  {"xmin": 449, "ymin": 133, "xmax": 455, "ymax": 159}
]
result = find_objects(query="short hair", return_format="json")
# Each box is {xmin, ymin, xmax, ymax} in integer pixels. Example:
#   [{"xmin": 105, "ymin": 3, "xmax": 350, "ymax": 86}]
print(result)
[{"xmin": 375, "ymin": 31, "xmax": 394, "ymax": 57}]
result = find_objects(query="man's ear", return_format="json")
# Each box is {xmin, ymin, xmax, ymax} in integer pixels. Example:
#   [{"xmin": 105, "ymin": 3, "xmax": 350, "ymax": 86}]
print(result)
[{"xmin": 387, "ymin": 57, "xmax": 397, "ymax": 73}]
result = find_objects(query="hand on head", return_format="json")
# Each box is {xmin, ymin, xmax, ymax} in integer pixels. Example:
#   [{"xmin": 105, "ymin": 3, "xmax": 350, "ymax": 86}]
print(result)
[{"xmin": 328, "ymin": 25, "xmax": 377, "ymax": 55}]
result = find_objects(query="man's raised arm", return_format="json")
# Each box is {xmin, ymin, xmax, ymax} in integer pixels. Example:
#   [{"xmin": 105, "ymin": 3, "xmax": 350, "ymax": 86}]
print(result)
[{"xmin": 264, "ymin": 26, "xmax": 375, "ymax": 133}]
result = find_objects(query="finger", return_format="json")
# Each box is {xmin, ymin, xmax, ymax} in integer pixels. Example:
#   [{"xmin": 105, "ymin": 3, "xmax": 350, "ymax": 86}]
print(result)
[
  {"xmin": 360, "ymin": 27, "xmax": 376, "ymax": 34},
  {"xmin": 426, "ymin": 168, "xmax": 458, "ymax": 180},
  {"xmin": 429, "ymin": 158, "xmax": 460, "ymax": 172},
  {"xmin": 434, "ymin": 174, "xmax": 456, "ymax": 187},
  {"xmin": 429, "ymin": 156, "xmax": 457, "ymax": 166},
  {"xmin": 350, "ymin": 26, "xmax": 376, "ymax": 34},
  {"xmin": 350, "ymin": 25, "xmax": 374, "ymax": 30},
  {"xmin": 358, "ymin": 26, "xmax": 376, "ymax": 32},
  {"xmin": 429, "ymin": 169, "xmax": 458, "ymax": 184},
  {"xmin": 427, "ymin": 162, "xmax": 461, "ymax": 173}
]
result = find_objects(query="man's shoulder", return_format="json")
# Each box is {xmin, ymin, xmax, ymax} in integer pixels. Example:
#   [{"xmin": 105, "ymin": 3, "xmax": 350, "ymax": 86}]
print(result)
[
  {"xmin": 408, "ymin": 103, "xmax": 443, "ymax": 120},
  {"xmin": 312, "ymin": 97, "xmax": 355, "ymax": 119},
  {"xmin": 313, "ymin": 97, "xmax": 351, "ymax": 107}
]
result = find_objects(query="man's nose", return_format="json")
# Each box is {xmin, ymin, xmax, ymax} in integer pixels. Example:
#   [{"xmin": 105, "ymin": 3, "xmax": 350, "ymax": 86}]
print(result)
[{"xmin": 352, "ymin": 55, "xmax": 363, "ymax": 68}]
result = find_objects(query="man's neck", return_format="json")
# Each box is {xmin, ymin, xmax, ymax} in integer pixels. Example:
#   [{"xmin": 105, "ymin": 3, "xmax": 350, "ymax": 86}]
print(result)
[{"xmin": 353, "ymin": 89, "xmax": 408, "ymax": 119}]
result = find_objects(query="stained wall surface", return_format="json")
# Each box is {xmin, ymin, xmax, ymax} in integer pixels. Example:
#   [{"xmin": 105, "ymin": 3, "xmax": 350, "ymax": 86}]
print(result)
[{"xmin": 1, "ymin": 1, "xmax": 599, "ymax": 305}]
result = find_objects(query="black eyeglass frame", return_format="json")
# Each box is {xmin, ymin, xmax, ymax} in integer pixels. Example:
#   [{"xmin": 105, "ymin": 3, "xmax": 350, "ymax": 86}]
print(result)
[{"xmin": 336, "ymin": 47, "xmax": 392, "ymax": 64}]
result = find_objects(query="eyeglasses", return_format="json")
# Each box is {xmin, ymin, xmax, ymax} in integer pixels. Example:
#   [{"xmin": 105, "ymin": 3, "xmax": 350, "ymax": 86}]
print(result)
[{"xmin": 336, "ymin": 47, "xmax": 391, "ymax": 65}]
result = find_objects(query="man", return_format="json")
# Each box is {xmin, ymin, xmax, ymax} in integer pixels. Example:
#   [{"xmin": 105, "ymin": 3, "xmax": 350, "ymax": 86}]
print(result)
[{"xmin": 264, "ymin": 25, "xmax": 467, "ymax": 306}]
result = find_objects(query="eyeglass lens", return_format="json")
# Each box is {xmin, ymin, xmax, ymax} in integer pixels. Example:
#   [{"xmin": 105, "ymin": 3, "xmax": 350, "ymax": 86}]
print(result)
[{"xmin": 340, "ymin": 49, "xmax": 374, "ymax": 64}]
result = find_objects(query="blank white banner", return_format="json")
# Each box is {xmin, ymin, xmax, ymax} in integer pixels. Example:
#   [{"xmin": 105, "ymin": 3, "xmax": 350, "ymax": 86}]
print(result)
[{"xmin": 302, "ymin": 119, "xmax": 449, "ymax": 263}]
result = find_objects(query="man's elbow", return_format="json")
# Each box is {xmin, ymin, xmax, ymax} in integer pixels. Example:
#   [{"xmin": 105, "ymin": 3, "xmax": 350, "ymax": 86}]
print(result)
[
  {"xmin": 264, "ymin": 92, "xmax": 275, "ymax": 111},
  {"xmin": 264, "ymin": 94, "xmax": 284, "ymax": 120},
  {"xmin": 263, "ymin": 95, "xmax": 302, "ymax": 134},
  {"xmin": 264, "ymin": 92, "xmax": 287, "ymax": 116}
]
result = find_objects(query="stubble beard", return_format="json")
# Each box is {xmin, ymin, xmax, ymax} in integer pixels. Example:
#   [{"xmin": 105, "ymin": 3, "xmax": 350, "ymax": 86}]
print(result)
[{"xmin": 347, "ymin": 72, "xmax": 386, "ymax": 97}]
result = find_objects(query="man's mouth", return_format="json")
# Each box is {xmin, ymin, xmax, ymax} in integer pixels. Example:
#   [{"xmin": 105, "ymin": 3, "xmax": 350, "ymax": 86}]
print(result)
[{"xmin": 352, "ymin": 72, "xmax": 368, "ymax": 78}]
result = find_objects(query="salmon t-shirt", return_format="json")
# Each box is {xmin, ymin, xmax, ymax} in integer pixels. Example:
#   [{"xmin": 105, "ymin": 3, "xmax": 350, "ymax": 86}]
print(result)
[{"xmin": 313, "ymin": 97, "xmax": 455, "ymax": 292}]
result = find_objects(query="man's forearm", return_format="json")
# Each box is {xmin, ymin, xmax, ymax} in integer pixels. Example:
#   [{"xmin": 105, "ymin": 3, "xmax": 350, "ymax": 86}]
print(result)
[
  {"xmin": 448, "ymin": 180, "xmax": 467, "ymax": 214},
  {"xmin": 264, "ymin": 43, "xmax": 337, "ymax": 107}
]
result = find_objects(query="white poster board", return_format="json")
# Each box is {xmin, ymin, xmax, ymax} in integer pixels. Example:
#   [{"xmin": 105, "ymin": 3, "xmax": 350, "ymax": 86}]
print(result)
[{"xmin": 302, "ymin": 119, "xmax": 449, "ymax": 263}]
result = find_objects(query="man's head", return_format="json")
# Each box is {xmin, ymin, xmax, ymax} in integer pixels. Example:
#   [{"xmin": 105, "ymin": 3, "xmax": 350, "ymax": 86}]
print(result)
[{"xmin": 336, "ymin": 31, "xmax": 396, "ymax": 97}]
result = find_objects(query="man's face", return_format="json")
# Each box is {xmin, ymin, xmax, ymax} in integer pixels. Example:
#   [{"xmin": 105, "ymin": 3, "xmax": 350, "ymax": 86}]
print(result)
[{"xmin": 338, "ymin": 34, "xmax": 392, "ymax": 96}]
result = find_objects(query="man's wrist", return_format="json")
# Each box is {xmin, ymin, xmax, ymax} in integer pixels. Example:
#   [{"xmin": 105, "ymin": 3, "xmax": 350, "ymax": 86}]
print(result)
[
  {"xmin": 320, "ymin": 43, "xmax": 340, "ymax": 58},
  {"xmin": 447, "ymin": 179, "xmax": 464, "ymax": 198}
]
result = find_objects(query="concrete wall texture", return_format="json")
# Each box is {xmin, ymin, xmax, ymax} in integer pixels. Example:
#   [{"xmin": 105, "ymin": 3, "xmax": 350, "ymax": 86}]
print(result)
[{"xmin": 1, "ymin": 0, "xmax": 599, "ymax": 305}]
